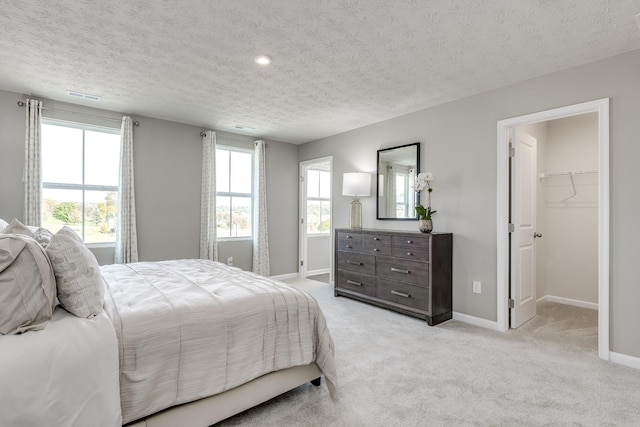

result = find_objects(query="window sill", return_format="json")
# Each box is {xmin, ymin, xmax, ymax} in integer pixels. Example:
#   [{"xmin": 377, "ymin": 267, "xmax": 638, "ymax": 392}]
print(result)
[
  {"xmin": 218, "ymin": 236, "xmax": 253, "ymax": 242},
  {"xmin": 86, "ymin": 242, "xmax": 116, "ymax": 249}
]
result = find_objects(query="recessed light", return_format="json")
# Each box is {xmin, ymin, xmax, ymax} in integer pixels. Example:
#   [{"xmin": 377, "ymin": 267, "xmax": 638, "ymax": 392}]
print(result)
[{"xmin": 254, "ymin": 55, "xmax": 272, "ymax": 66}]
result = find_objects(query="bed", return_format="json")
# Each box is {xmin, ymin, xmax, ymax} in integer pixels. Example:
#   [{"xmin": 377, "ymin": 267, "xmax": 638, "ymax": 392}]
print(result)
[{"xmin": 0, "ymin": 220, "xmax": 336, "ymax": 427}]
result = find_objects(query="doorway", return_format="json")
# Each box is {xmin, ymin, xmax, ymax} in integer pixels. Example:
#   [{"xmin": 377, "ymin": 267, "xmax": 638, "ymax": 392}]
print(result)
[
  {"xmin": 299, "ymin": 157, "xmax": 333, "ymax": 282},
  {"xmin": 497, "ymin": 98, "xmax": 610, "ymax": 360}
]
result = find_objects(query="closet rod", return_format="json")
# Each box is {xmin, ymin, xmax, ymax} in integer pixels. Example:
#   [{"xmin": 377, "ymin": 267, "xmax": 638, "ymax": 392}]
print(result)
[
  {"xmin": 539, "ymin": 169, "xmax": 598, "ymax": 178},
  {"xmin": 17, "ymin": 100, "xmax": 140, "ymax": 126}
]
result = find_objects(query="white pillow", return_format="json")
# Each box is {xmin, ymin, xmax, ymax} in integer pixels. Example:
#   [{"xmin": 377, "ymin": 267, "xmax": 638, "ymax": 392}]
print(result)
[
  {"xmin": 2, "ymin": 218, "xmax": 53, "ymax": 248},
  {"xmin": 56, "ymin": 225, "xmax": 83, "ymax": 244},
  {"xmin": 45, "ymin": 232, "xmax": 104, "ymax": 318},
  {"xmin": 0, "ymin": 234, "xmax": 57, "ymax": 334},
  {"xmin": 0, "ymin": 218, "xmax": 8, "ymax": 232}
]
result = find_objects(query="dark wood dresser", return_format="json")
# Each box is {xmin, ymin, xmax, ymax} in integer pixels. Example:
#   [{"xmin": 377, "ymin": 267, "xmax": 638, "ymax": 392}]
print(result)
[{"xmin": 334, "ymin": 228, "xmax": 452, "ymax": 326}]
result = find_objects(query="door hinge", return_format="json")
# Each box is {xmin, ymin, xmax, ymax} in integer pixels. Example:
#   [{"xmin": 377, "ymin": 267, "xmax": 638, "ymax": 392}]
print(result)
[
  {"xmin": 508, "ymin": 299, "xmax": 515, "ymax": 309},
  {"xmin": 300, "ymin": 176, "xmax": 304, "ymax": 182},
  {"xmin": 300, "ymin": 260, "xmax": 304, "ymax": 266},
  {"xmin": 508, "ymin": 223, "xmax": 515, "ymax": 233},
  {"xmin": 301, "ymin": 218, "xmax": 304, "ymax": 224},
  {"xmin": 508, "ymin": 143, "xmax": 515, "ymax": 158}
]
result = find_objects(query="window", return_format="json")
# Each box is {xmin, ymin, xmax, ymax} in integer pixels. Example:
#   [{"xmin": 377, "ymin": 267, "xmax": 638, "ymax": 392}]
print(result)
[
  {"xmin": 216, "ymin": 146, "xmax": 253, "ymax": 238},
  {"xmin": 41, "ymin": 121, "xmax": 121, "ymax": 244},
  {"xmin": 306, "ymin": 168, "xmax": 331, "ymax": 234}
]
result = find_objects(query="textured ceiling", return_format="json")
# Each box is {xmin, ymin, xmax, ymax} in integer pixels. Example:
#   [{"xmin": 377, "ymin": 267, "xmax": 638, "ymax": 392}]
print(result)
[{"xmin": 1, "ymin": 1, "xmax": 639, "ymax": 144}]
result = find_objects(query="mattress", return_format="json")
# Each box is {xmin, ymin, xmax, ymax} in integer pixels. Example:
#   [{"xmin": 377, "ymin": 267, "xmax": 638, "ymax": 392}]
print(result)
[
  {"xmin": 0, "ymin": 306, "xmax": 122, "ymax": 427},
  {"xmin": 101, "ymin": 259, "xmax": 336, "ymax": 424}
]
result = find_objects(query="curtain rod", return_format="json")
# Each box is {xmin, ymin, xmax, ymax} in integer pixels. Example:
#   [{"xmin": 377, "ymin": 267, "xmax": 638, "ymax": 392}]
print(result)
[
  {"xmin": 200, "ymin": 131, "xmax": 268, "ymax": 146},
  {"xmin": 17, "ymin": 100, "xmax": 140, "ymax": 126}
]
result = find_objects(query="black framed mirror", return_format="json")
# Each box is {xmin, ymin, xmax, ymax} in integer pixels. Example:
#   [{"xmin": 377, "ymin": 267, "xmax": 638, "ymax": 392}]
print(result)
[{"xmin": 376, "ymin": 142, "xmax": 420, "ymax": 220}]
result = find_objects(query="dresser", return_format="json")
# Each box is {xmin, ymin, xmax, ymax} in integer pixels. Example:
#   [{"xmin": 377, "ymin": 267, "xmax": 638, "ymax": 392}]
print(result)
[{"xmin": 334, "ymin": 228, "xmax": 452, "ymax": 326}]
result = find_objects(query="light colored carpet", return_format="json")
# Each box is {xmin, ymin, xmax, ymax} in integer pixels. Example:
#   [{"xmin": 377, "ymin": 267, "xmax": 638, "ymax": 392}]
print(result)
[
  {"xmin": 306, "ymin": 273, "xmax": 330, "ymax": 284},
  {"xmin": 217, "ymin": 278, "xmax": 640, "ymax": 426}
]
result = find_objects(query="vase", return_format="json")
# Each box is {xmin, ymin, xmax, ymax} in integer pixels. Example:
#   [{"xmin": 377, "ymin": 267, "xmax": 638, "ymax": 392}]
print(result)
[{"xmin": 418, "ymin": 219, "xmax": 433, "ymax": 233}]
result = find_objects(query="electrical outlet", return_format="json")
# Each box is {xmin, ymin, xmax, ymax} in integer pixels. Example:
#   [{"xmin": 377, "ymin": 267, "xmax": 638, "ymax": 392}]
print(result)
[
  {"xmin": 227, "ymin": 256, "xmax": 233, "ymax": 266},
  {"xmin": 472, "ymin": 280, "xmax": 481, "ymax": 294}
]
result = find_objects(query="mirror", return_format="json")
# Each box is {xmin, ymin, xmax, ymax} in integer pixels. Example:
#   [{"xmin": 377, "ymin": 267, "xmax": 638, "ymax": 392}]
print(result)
[{"xmin": 376, "ymin": 142, "xmax": 420, "ymax": 220}]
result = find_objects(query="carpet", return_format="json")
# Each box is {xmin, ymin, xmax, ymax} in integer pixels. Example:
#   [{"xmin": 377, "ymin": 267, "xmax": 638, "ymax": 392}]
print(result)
[{"xmin": 217, "ymin": 278, "xmax": 640, "ymax": 426}]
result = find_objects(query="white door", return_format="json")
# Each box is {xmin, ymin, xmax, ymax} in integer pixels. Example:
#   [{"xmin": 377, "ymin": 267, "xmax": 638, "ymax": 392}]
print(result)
[
  {"xmin": 299, "ymin": 158, "xmax": 333, "ymax": 278},
  {"xmin": 510, "ymin": 130, "xmax": 538, "ymax": 328}
]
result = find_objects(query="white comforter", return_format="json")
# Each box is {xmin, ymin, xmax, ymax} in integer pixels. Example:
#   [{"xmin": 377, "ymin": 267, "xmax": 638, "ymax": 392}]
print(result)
[
  {"xmin": 101, "ymin": 259, "xmax": 336, "ymax": 424},
  {"xmin": 0, "ymin": 307, "xmax": 122, "ymax": 426}
]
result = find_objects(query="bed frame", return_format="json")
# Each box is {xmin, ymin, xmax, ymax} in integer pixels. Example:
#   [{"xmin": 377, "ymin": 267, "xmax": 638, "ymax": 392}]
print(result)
[{"xmin": 125, "ymin": 363, "xmax": 322, "ymax": 427}]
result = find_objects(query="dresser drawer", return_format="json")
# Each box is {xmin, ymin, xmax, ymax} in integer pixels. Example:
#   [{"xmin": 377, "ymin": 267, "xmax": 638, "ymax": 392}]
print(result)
[
  {"xmin": 361, "ymin": 233, "xmax": 392, "ymax": 256},
  {"xmin": 337, "ymin": 231, "xmax": 362, "ymax": 253},
  {"xmin": 336, "ymin": 270, "xmax": 376, "ymax": 296},
  {"xmin": 392, "ymin": 235, "xmax": 430, "ymax": 260},
  {"xmin": 337, "ymin": 253, "xmax": 375, "ymax": 275},
  {"xmin": 376, "ymin": 256, "xmax": 429, "ymax": 286},
  {"xmin": 377, "ymin": 279, "xmax": 429, "ymax": 312}
]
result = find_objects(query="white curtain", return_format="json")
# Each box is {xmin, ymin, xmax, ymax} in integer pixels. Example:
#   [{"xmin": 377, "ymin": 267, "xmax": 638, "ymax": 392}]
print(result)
[
  {"xmin": 115, "ymin": 116, "xmax": 139, "ymax": 264},
  {"xmin": 408, "ymin": 168, "xmax": 416, "ymax": 214},
  {"xmin": 200, "ymin": 131, "xmax": 217, "ymax": 261},
  {"xmin": 23, "ymin": 98, "xmax": 42, "ymax": 226},
  {"xmin": 385, "ymin": 165, "xmax": 396, "ymax": 218},
  {"xmin": 252, "ymin": 140, "xmax": 270, "ymax": 276}
]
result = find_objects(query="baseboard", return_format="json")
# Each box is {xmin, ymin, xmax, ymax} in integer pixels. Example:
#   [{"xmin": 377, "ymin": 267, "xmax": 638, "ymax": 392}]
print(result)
[
  {"xmin": 452, "ymin": 312, "xmax": 502, "ymax": 332},
  {"xmin": 270, "ymin": 272, "xmax": 300, "ymax": 281},
  {"xmin": 537, "ymin": 294, "xmax": 598, "ymax": 310},
  {"xmin": 610, "ymin": 351, "xmax": 640, "ymax": 370},
  {"xmin": 306, "ymin": 268, "xmax": 330, "ymax": 277}
]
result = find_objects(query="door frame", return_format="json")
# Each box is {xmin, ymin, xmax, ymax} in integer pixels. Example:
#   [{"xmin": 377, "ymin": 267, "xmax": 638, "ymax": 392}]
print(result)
[
  {"xmin": 299, "ymin": 156, "xmax": 333, "ymax": 279},
  {"xmin": 496, "ymin": 98, "xmax": 609, "ymax": 360}
]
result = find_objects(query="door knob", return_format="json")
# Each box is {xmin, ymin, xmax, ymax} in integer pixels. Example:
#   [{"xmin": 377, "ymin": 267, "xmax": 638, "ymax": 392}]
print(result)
[{"xmin": 533, "ymin": 232, "xmax": 542, "ymax": 238}]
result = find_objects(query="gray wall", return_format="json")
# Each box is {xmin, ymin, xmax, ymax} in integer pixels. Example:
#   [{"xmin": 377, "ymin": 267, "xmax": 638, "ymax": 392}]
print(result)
[
  {"xmin": 0, "ymin": 90, "xmax": 299, "ymax": 275},
  {"xmin": 299, "ymin": 49, "xmax": 640, "ymax": 358}
]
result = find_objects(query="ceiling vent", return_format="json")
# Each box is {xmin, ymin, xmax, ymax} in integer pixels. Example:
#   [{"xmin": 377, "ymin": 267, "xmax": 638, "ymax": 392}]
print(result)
[{"xmin": 66, "ymin": 90, "xmax": 101, "ymax": 101}]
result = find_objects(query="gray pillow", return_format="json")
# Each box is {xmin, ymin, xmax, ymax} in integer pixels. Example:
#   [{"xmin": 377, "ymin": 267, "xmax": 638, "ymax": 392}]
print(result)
[
  {"xmin": 0, "ymin": 234, "xmax": 57, "ymax": 334},
  {"xmin": 2, "ymin": 218, "xmax": 53, "ymax": 248},
  {"xmin": 46, "ymin": 232, "xmax": 104, "ymax": 318}
]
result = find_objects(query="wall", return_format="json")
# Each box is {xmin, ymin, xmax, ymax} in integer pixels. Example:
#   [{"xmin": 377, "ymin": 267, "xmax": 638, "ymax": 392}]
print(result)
[
  {"xmin": 542, "ymin": 113, "xmax": 599, "ymax": 304},
  {"xmin": 0, "ymin": 90, "xmax": 299, "ymax": 275},
  {"xmin": 299, "ymin": 49, "xmax": 640, "ymax": 358},
  {"xmin": 306, "ymin": 234, "xmax": 331, "ymax": 273}
]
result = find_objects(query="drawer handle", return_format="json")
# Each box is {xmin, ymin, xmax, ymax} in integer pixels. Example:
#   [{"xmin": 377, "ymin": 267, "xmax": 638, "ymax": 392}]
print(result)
[
  {"xmin": 373, "ymin": 248, "xmax": 379, "ymax": 252},
  {"xmin": 346, "ymin": 235, "xmax": 353, "ymax": 239},
  {"xmin": 346, "ymin": 280, "xmax": 363, "ymax": 286},
  {"xmin": 346, "ymin": 244, "xmax": 352, "ymax": 248},
  {"xmin": 406, "ymin": 252, "xmax": 412, "ymax": 256},
  {"xmin": 373, "ymin": 237, "xmax": 379, "ymax": 241},
  {"xmin": 391, "ymin": 267, "xmax": 410, "ymax": 274},
  {"xmin": 347, "ymin": 260, "xmax": 364, "ymax": 266},
  {"xmin": 407, "ymin": 240, "xmax": 413, "ymax": 244},
  {"xmin": 391, "ymin": 290, "xmax": 410, "ymax": 298}
]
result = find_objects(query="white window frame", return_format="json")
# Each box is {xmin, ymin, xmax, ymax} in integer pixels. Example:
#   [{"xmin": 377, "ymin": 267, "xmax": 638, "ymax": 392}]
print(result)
[
  {"xmin": 41, "ymin": 119, "xmax": 120, "ymax": 247},
  {"xmin": 216, "ymin": 145, "xmax": 254, "ymax": 240},
  {"xmin": 395, "ymin": 171, "xmax": 409, "ymax": 217},
  {"xmin": 306, "ymin": 168, "xmax": 331, "ymax": 235}
]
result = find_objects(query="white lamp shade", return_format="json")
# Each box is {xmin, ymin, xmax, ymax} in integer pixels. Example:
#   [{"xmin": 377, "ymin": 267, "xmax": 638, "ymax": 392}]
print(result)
[{"xmin": 342, "ymin": 172, "xmax": 371, "ymax": 197}]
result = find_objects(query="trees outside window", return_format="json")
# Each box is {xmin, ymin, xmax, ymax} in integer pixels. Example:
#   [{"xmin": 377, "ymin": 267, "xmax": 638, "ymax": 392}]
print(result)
[
  {"xmin": 216, "ymin": 147, "xmax": 253, "ymax": 238},
  {"xmin": 41, "ymin": 121, "xmax": 120, "ymax": 244}
]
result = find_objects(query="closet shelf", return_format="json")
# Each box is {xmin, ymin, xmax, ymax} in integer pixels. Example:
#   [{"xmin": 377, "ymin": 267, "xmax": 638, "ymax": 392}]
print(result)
[{"xmin": 538, "ymin": 170, "xmax": 598, "ymax": 202}]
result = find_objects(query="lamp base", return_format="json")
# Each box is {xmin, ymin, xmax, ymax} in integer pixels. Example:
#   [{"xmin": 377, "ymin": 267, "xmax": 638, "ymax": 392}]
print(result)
[{"xmin": 349, "ymin": 197, "xmax": 363, "ymax": 229}]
